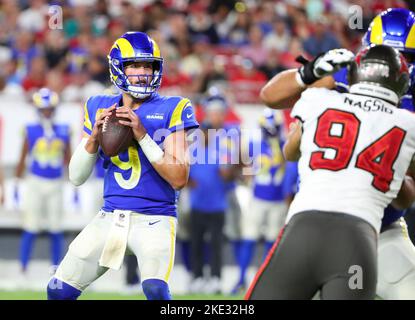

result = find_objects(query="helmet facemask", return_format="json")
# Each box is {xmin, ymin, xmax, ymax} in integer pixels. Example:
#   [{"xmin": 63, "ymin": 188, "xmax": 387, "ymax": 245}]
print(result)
[{"xmin": 109, "ymin": 57, "xmax": 163, "ymax": 100}]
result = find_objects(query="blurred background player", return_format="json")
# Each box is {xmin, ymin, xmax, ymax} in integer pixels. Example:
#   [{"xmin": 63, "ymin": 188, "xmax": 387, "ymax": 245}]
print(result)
[
  {"xmin": 48, "ymin": 31, "xmax": 198, "ymax": 300},
  {"xmin": 202, "ymin": 89, "xmax": 244, "ymax": 275},
  {"xmin": 15, "ymin": 87, "xmax": 71, "ymax": 276},
  {"xmin": 258, "ymin": 8, "xmax": 415, "ymax": 299},
  {"xmin": 175, "ymin": 89, "xmax": 242, "ymax": 293},
  {"xmin": 232, "ymin": 108, "xmax": 291, "ymax": 294},
  {"xmin": 187, "ymin": 116, "xmax": 238, "ymax": 295}
]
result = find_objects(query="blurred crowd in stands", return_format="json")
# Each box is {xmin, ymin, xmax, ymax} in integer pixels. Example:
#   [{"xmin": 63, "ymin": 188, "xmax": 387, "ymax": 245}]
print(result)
[{"xmin": 0, "ymin": 0, "xmax": 413, "ymax": 104}]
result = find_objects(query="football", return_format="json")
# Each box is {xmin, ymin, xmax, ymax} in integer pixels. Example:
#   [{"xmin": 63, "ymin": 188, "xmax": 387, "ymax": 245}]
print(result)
[{"xmin": 98, "ymin": 109, "xmax": 134, "ymax": 157}]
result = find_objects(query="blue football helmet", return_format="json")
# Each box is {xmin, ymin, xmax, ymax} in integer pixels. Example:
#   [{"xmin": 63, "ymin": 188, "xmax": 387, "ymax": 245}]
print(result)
[
  {"xmin": 108, "ymin": 32, "xmax": 163, "ymax": 99},
  {"xmin": 363, "ymin": 8, "xmax": 415, "ymax": 61},
  {"xmin": 32, "ymin": 88, "xmax": 59, "ymax": 110},
  {"xmin": 362, "ymin": 8, "xmax": 415, "ymax": 102},
  {"xmin": 203, "ymin": 95, "xmax": 228, "ymax": 112},
  {"xmin": 202, "ymin": 87, "xmax": 228, "ymax": 112},
  {"xmin": 259, "ymin": 108, "xmax": 284, "ymax": 139}
]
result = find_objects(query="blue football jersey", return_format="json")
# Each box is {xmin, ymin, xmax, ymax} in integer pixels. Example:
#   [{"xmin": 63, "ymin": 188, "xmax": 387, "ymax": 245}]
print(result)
[
  {"xmin": 249, "ymin": 137, "xmax": 287, "ymax": 202},
  {"xmin": 333, "ymin": 68, "xmax": 414, "ymax": 227},
  {"xmin": 189, "ymin": 142, "xmax": 229, "ymax": 213},
  {"xmin": 282, "ymin": 161, "xmax": 299, "ymax": 199},
  {"xmin": 26, "ymin": 123, "xmax": 70, "ymax": 179},
  {"xmin": 94, "ymin": 156, "xmax": 105, "ymax": 179},
  {"xmin": 83, "ymin": 93, "xmax": 199, "ymax": 217}
]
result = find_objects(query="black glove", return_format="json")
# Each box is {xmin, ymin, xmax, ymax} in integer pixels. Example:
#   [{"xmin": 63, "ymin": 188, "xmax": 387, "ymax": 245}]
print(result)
[{"xmin": 297, "ymin": 49, "xmax": 355, "ymax": 85}]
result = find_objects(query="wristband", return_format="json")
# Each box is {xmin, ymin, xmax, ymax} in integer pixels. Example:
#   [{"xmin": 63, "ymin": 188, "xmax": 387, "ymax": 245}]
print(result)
[
  {"xmin": 296, "ymin": 53, "xmax": 323, "ymax": 85},
  {"xmin": 295, "ymin": 70, "xmax": 306, "ymax": 88},
  {"xmin": 139, "ymin": 134, "xmax": 164, "ymax": 163}
]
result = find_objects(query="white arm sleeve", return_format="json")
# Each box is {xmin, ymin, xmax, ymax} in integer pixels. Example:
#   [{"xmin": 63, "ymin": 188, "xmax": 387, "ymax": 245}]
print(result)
[{"xmin": 69, "ymin": 138, "xmax": 98, "ymax": 186}]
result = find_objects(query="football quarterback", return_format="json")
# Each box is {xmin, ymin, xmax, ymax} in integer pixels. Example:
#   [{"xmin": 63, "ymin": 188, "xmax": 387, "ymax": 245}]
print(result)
[{"xmin": 47, "ymin": 32, "xmax": 199, "ymax": 300}]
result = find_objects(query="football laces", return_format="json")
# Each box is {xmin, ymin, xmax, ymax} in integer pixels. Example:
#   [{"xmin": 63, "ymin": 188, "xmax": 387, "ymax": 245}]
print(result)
[{"xmin": 102, "ymin": 115, "xmax": 110, "ymax": 133}]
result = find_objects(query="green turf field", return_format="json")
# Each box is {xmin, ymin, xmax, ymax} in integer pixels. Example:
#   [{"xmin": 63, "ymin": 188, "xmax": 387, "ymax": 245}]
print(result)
[{"xmin": 0, "ymin": 291, "xmax": 244, "ymax": 300}]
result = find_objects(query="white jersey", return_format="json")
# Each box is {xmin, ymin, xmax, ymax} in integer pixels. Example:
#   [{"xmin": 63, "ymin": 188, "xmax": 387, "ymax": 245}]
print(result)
[{"xmin": 287, "ymin": 88, "xmax": 415, "ymax": 233}]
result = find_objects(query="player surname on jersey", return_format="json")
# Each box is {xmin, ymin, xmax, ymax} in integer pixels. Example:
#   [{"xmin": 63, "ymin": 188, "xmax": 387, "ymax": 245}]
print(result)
[{"xmin": 344, "ymin": 96, "xmax": 393, "ymax": 113}]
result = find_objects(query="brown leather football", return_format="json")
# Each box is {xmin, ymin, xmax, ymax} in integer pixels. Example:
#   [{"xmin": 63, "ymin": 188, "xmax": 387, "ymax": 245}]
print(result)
[{"xmin": 98, "ymin": 109, "xmax": 134, "ymax": 157}]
